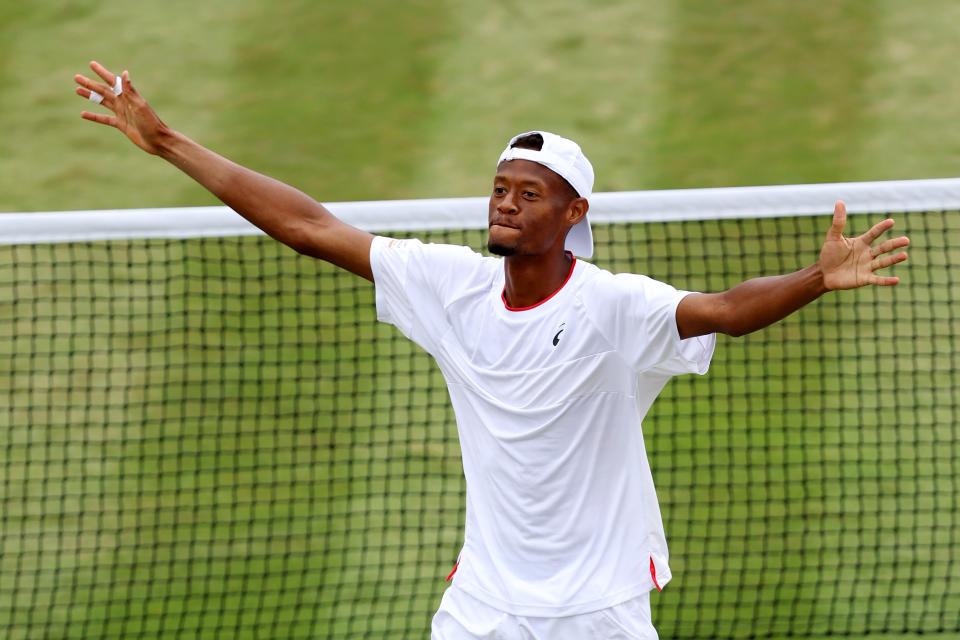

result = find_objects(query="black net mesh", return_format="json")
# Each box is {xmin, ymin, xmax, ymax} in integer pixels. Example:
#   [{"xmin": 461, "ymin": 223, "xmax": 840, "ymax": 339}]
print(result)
[{"xmin": 0, "ymin": 211, "xmax": 957, "ymax": 638}]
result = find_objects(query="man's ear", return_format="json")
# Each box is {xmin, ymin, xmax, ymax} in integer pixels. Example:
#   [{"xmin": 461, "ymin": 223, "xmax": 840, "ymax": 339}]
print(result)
[{"xmin": 567, "ymin": 197, "xmax": 589, "ymax": 227}]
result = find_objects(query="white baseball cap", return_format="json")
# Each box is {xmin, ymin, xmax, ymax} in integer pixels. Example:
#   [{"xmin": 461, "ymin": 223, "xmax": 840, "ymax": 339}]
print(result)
[{"xmin": 497, "ymin": 130, "xmax": 595, "ymax": 258}]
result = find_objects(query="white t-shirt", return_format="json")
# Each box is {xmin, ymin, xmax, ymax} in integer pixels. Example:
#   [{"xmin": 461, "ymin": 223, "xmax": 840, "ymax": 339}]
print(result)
[{"xmin": 370, "ymin": 236, "xmax": 716, "ymax": 617}]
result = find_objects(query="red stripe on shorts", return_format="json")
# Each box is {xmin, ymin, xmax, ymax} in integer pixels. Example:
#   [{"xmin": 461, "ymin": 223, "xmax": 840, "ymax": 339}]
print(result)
[{"xmin": 445, "ymin": 559, "xmax": 460, "ymax": 582}]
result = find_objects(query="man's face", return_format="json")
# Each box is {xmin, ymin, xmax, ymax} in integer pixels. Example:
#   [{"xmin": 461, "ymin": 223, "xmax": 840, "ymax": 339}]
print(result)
[{"xmin": 487, "ymin": 159, "xmax": 579, "ymax": 257}]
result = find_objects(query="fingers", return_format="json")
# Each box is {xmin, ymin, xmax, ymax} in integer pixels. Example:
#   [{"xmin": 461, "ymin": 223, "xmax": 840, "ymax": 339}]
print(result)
[
  {"xmin": 862, "ymin": 219, "xmax": 910, "ymax": 286},
  {"xmin": 75, "ymin": 73, "xmax": 115, "ymax": 106},
  {"xmin": 827, "ymin": 202, "xmax": 907, "ymax": 249},
  {"xmin": 860, "ymin": 218, "xmax": 896, "ymax": 245},
  {"xmin": 870, "ymin": 235, "xmax": 910, "ymax": 258},
  {"xmin": 74, "ymin": 73, "xmax": 107, "ymax": 96},
  {"xmin": 80, "ymin": 110, "xmax": 119, "ymax": 128},
  {"xmin": 821, "ymin": 199, "xmax": 910, "ymax": 289},
  {"xmin": 75, "ymin": 62, "xmax": 128, "ymax": 109},
  {"xmin": 826, "ymin": 200, "xmax": 847, "ymax": 240},
  {"xmin": 864, "ymin": 244, "xmax": 908, "ymax": 287},
  {"xmin": 90, "ymin": 60, "xmax": 118, "ymax": 87},
  {"xmin": 872, "ymin": 250, "xmax": 908, "ymax": 271},
  {"xmin": 871, "ymin": 274, "xmax": 900, "ymax": 286},
  {"xmin": 119, "ymin": 69, "xmax": 140, "ymax": 101},
  {"xmin": 77, "ymin": 63, "xmax": 122, "ymax": 128}
]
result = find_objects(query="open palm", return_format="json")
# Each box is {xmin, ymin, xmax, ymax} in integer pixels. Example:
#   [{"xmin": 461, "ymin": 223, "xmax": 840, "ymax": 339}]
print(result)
[{"xmin": 820, "ymin": 200, "xmax": 910, "ymax": 290}]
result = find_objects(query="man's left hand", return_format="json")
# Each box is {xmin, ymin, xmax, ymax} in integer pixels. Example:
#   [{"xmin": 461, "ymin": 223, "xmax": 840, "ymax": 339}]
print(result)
[{"xmin": 820, "ymin": 200, "xmax": 910, "ymax": 290}]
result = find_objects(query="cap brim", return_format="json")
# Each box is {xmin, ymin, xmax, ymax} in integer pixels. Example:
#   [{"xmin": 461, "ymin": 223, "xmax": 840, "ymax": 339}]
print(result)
[{"xmin": 565, "ymin": 217, "xmax": 593, "ymax": 259}]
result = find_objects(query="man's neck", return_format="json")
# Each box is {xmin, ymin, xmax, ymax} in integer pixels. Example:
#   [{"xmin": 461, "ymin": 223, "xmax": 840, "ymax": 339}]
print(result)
[{"xmin": 502, "ymin": 251, "xmax": 574, "ymax": 309}]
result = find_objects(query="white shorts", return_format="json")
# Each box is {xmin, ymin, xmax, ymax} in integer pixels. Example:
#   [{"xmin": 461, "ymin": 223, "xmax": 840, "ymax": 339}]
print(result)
[{"xmin": 431, "ymin": 586, "xmax": 658, "ymax": 640}]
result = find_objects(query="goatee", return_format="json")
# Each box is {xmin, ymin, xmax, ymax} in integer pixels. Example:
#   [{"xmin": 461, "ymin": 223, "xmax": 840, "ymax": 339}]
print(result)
[{"xmin": 487, "ymin": 241, "xmax": 515, "ymax": 257}]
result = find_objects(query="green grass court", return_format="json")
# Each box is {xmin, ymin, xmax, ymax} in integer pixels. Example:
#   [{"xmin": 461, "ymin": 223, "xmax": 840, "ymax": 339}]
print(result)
[
  {"xmin": 1, "ymin": 0, "xmax": 959, "ymax": 638},
  {"xmin": 1, "ymin": 0, "xmax": 959, "ymax": 213}
]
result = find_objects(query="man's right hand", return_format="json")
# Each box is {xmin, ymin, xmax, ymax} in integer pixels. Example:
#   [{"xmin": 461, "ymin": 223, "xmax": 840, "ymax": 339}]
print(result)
[
  {"xmin": 75, "ymin": 61, "xmax": 168, "ymax": 155},
  {"xmin": 73, "ymin": 61, "xmax": 375, "ymax": 281}
]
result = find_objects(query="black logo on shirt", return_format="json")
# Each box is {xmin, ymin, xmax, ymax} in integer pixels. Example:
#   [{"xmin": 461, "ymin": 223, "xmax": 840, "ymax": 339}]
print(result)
[{"xmin": 552, "ymin": 323, "xmax": 566, "ymax": 347}]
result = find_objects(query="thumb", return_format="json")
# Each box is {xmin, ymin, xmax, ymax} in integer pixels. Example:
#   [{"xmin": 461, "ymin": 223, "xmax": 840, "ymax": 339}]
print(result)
[{"xmin": 826, "ymin": 200, "xmax": 847, "ymax": 241}]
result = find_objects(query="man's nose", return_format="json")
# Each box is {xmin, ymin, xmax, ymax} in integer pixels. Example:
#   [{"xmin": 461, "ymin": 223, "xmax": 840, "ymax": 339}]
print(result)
[{"xmin": 497, "ymin": 191, "xmax": 518, "ymax": 215}]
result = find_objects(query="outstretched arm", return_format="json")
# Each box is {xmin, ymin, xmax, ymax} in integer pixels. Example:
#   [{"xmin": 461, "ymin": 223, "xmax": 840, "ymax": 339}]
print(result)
[
  {"xmin": 74, "ymin": 61, "xmax": 374, "ymax": 281},
  {"xmin": 676, "ymin": 200, "xmax": 910, "ymax": 339}
]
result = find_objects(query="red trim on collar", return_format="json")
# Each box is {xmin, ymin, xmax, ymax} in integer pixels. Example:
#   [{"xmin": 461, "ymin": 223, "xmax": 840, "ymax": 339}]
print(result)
[{"xmin": 502, "ymin": 252, "xmax": 577, "ymax": 312}]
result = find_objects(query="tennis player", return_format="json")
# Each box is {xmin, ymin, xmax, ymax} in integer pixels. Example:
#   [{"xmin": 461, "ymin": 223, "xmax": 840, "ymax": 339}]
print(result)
[{"xmin": 75, "ymin": 61, "xmax": 909, "ymax": 639}]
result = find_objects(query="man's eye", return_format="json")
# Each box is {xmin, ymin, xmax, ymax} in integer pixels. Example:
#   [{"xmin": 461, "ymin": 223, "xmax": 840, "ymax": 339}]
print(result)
[
  {"xmin": 523, "ymin": 191, "xmax": 538, "ymax": 199},
  {"xmin": 493, "ymin": 187, "xmax": 506, "ymax": 195}
]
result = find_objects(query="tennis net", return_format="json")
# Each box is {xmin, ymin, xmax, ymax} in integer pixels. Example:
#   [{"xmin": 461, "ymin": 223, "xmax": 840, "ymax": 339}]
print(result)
[{"xmin": 1, "ymin": 179, "xmax": 958, "ymax": 639}]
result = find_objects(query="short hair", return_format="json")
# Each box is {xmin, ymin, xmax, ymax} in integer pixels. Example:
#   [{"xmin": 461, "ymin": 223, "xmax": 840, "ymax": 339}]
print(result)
[{"xmin": 510, "ymin": 132, "xmax": 544, "ymax": 152}]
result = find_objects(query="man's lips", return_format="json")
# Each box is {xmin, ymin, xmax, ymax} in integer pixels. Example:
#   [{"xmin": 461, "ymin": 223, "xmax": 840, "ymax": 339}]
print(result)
[{"xmin": 489, "ymin": 221, "xmax": 519, "ymax": 230}]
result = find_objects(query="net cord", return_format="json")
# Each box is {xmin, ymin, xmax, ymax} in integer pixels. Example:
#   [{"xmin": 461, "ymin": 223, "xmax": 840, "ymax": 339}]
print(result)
[{"xmin": 1, "ymin": 177, "xmax": 958, "ymax": 245}]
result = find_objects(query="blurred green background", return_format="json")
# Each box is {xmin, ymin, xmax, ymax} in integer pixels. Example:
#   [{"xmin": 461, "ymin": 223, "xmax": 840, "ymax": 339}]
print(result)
[
  {"xmin": 0, "ymin": 0, "xmax": 957, "ymax": 213},
  {"xmin": 1, "ymin": 1, "xmax": 958, "ymax": 639}
]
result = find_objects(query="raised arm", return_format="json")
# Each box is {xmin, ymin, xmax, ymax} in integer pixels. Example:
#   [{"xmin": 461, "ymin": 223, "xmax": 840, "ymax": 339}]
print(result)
[
  {"xmin": 676, "ymin": 200, "xmax": 910, "ymax": 339},
  {"xmin": 74, "ymin": 61, "xmax": 374, "ymax": 281}
]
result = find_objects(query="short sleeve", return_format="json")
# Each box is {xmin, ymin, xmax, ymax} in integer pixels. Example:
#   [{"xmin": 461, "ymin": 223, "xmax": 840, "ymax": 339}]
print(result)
[
  {"xmin": 584, "ymin": 270, "xmax": 715, "ymax": 376},
  {"xmin": 369, "ymin": 236, "xmax": 417, "ymax": 337},
  {"xmin": 369, "ymin": 236, "xmax": 487, "ymax": 354}
]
